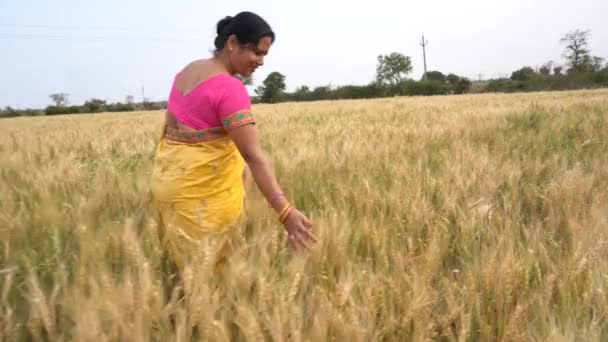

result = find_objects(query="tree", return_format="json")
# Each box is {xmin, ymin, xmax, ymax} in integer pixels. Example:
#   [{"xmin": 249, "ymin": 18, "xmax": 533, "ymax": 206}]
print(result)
[
  {"xmin": 235, "ymin": 74, "xmax": 254, "ymax": 85},
  {"xmin": 553, "ymin": 66, "xmax": 563, "ymax": 76},
  {"xmin": 295, "ymin": 85, "xmax": 310, "ymax": 93},
  {"xmin": 446, "ymin": 74, "xmax": 460, "ymax": 86},
  {"xmin": 591, "ymin": 56, "xmax": 605, "ymax": 72},
  {"xmin": 425, "ymin": 71, "xmax": 446, "ymax": 82},
  {"xmin": 49, "ymin": 93, "xmax": 69, "ymax": 107},
  {"xmin": 445, "ymin": 74, "xmax": 471, "ymax": 94},
  {"xmin": 560, "ymin": 29, "xmax": 592, "ymax": 72},
  {"xmin": 84, "ymin": 98, "xmax": 106, "ymax": 113},
  {"xmin": 311, "ymin": 86, "xmax": 331, "ymax": 101},
  {"xmin": 293, "ymin": 85, "xmax": 311, "ymax": 101},
  {"xmin": 1, "ymin": 106, "xmax": 15, "ymax": 118},
  {"xmin": 595, "ymin": 66, "xmax": 608, "ymax": 85},
  {"xmin": 254, "ymin": 72, "xmax": 286, "ymax": 103},
  {"xmin": 375, "ymin": 52, "xmax": 413, "ymax": 86},
  {"xmin": 453, "ymin": 77, "xmax": 472, "ymax": 94},
  {"xmin": 510, "ymin": 66, "xmax": 535, "ymax": 81},
  {"xmin": 539, "ymin": 61, "xmax": 554, "ymax": 75}
]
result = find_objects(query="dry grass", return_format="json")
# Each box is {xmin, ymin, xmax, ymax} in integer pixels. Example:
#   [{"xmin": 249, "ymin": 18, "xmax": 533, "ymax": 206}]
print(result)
[{"xmin": 1, "ymin": 89, "xmax": 608, "ymax": 341}]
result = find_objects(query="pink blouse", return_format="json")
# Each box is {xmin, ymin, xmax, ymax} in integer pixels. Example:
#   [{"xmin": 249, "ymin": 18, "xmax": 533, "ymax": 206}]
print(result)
[{"xmin": 167, "ymin": 73, "xmax": 253, "ymax": 132}]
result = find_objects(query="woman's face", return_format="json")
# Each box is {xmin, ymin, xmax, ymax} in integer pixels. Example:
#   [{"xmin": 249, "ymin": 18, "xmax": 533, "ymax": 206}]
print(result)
[{"xmin": 227, "ymin": 36, "xmax": 272, "ymax": 78}]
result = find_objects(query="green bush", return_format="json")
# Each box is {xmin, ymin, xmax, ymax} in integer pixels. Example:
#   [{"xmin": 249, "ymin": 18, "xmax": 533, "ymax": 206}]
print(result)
[
  {"xmin": 453, "ymin": 78, "xmax": 472, "ymax": 94},
  {"xmin": 485, "ymin": 79, "xmax": 526, "ymax": 93},
  {"xmin": 45, "ymin": 106, "xmax": 75, "ymax": 115},
  {"xmin": 594, "ymin": 68, "xmax": 608, "ymax": 85},
  {"xmin": 399, "ymin": 80, "xmax": 450, "ymax": 96},
  {"xmin": 552, "ymin": 72, "xmax": 596, "ymax": 90},
  {"xmin": 106, "ymin": 103, "xmax": 135, "ymax": 112},
  {"xmin": 483, "ymin": 68, "xmax": 608, "ymax": 93}
]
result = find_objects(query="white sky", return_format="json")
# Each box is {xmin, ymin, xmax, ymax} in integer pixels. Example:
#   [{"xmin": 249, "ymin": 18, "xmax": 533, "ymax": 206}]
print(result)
[{"xmin": 1, "ymin": 0, "xmax": 607, "ymax": 108}]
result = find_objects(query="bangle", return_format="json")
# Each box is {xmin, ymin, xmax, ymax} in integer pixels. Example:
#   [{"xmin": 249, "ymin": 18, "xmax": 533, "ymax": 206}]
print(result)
[
  {"xmin": 278, "ymin": 203, "xmax": 291, "ymax": 218},
  {"xmin": 267, "ymin": 192, "xmax": 285, "ymax": 208},
  {"xmin": 279, "ymin": 204, "xmax": 291, "ymax": 219},
  {"xmin": 279, "ymin": 205, "xmax": 293, "ymax": 222},
  {"xmin": 280, "ymin": 206, "xmax": 294, "ymax": 223}
]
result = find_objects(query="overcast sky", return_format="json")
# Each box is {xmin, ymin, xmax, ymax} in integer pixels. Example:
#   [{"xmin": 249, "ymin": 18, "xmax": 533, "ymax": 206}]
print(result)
[{"xmin": 1, "ymin": 0, "xmax": 607, "ymax": 108}]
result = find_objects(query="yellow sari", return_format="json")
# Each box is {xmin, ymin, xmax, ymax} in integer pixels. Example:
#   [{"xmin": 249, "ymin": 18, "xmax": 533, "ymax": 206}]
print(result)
[{"xmin": 150, "ymin": 111, "xmax": 254, "ymax": 271}]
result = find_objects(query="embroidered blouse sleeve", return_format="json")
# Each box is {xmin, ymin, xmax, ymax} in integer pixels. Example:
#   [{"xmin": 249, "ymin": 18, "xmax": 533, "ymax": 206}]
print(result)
[{"xmin": 215, "ymin": 78, "xmax": 255, "ymax": 132}]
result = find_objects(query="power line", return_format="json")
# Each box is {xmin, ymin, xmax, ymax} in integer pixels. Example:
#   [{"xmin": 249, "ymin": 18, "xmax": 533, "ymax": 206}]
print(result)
[
  {"xmin": 0, "ymin": 22, "xmax": 206, "ymax": 43},
  {"xmin": 0, "ymin": 32, "xmax": 203, "ymax": 43},
  {"xmin": 0, "ymin": 22, "xmax": 201, "ymax": 33},
  {"xmin": 0, "ymin": 23, "xmax": 135, "ymax": 32}
]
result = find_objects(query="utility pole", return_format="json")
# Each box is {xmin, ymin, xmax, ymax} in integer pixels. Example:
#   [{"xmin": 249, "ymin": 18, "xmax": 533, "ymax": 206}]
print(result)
[{"xmin": 420, "ymin": 33, "xmax": 429, "ymax": 80}]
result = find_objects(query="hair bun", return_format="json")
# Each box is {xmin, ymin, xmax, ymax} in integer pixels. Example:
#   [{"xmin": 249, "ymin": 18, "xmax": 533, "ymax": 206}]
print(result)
[{"xmin": 216, "ymin": 16, "xmax": 234, "ymax": 34}]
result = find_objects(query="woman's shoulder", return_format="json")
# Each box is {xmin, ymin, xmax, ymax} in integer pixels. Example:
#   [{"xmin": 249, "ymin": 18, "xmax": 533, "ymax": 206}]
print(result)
[
  {"xmin": 214, "ymin": 75, "xmax": 251, "ymax": 114},
  {"xmin": 210, "ymin": 75, "xmax": 249, "ymax": 101}
]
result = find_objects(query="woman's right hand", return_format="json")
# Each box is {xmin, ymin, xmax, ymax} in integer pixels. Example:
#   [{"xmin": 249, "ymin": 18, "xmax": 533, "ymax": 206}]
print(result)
[
  {"xmin": 226, "ymin": 125, "xmax": 317, "ymax": 251},
  {"xmin": 283, "ymin": 208, "xmax": 317, "ymax": 252}
]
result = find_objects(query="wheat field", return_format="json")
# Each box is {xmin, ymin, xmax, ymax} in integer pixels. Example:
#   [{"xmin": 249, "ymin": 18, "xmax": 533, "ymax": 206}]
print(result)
[{"xmin": 1, "ymin": 89, "xmax": 608, "ymax": 341}]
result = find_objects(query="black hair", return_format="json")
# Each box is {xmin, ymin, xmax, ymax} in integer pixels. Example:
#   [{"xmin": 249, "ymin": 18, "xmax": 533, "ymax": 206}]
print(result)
[{"xmin": 214, "ymin": 12, "xmax": 275, "ymax": 55}]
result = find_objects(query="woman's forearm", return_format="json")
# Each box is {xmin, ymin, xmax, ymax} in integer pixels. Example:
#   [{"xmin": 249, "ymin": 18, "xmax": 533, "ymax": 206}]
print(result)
[{"xmin": 246, "ymin": 154, "xmax": 289, "ymax": 214}]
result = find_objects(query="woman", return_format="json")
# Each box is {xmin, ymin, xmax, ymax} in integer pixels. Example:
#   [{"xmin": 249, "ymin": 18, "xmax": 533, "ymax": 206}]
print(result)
[{"xmin": 150, "ymin": 12, "xmax": 316, "ymax": 274}]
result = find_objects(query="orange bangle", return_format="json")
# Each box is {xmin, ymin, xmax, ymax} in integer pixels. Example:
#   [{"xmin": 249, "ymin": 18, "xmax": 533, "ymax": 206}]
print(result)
[
  {"xmin": 280, "ymin": 206, "xmax": 294, "ymax": 223},
  {"xmin": 278, "ymin": 203, "xmax": 291, "ymax": 218},
  {"xmin": 279, "ymin": 205, "xmax": 292, "ymax": 221}
]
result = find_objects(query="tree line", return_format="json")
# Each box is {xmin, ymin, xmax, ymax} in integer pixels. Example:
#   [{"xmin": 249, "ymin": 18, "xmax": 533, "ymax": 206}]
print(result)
[
  {"xmin": 251, "ymin": 53, "xmax": 472, "ymax": 104},
  {"xmin": 1, "ymin": 94, "xmax": 167, "ymax": 118},
  {"xmin": 252, "ymin": 29, "xmax": 607, "ymax": 103},
  {"xmin": 485, "ymin": 30, "xmax": 607, "ymax": 92},
  {"xmin": 1, "ymin": 29, "xmax": 606, "ymax": 118}
]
